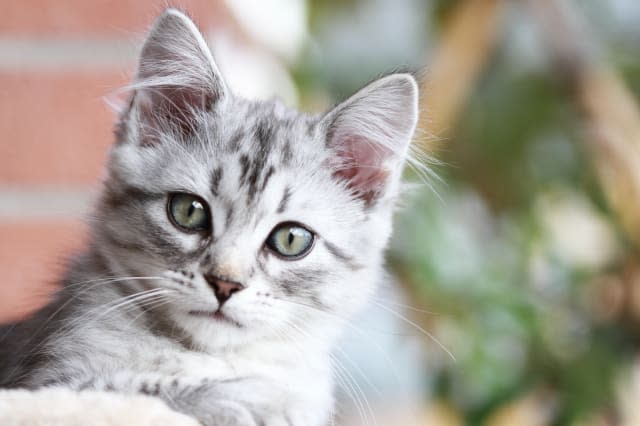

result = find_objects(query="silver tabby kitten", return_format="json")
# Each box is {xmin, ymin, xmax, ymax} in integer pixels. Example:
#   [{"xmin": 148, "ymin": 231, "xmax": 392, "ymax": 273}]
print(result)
[{"xmin": 0, "ymin": 9, "xmax": 419, "ymax": 426}]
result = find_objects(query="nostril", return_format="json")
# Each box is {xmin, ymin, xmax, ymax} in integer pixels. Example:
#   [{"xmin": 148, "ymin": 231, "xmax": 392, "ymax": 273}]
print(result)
[{"xmin": 203, "ymin": 274, "xmax": 245, "ymax": 306}]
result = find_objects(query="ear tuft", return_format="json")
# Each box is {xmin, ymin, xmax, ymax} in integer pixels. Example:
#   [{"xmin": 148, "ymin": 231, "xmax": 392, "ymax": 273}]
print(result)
[
  {"xmin": 323, "ymin": 74, "xmax": 419, "ymax": 206},
  {"xmin": 124, "ymin": 9, "xmax": 227, "ymax": 145}
]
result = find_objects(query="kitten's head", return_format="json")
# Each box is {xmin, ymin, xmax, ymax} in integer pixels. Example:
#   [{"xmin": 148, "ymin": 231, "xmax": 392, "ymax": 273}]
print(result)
[{"xmin": 95, "ymin": 9, "xmax": 418, "ymax": 350}]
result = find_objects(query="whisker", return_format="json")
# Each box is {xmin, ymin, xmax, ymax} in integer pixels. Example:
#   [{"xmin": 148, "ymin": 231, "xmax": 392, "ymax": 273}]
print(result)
[
  {"xmin": 331, "ymin": 345, "xmax": 382, "ymax": 399},
  {"xmin": 332, "ymin": 363, "xmax": 370, "ymax": 426},
  {"xmin": 123, "ymin": 297, "xmax": 174, "ymax": 329},
  {"xmin": 270, "ymin": 298, "xmax": 418, "ymax": 397},
  {"xmin": 57, "ymin": 289, "xmax": 172, "ymax": 336},
  {"xmin": 278, "ymin": 318, "xmax": 377, "ymax": 426},
  {"xmin": 370, "ymin": 297, "xmax": 439, "ymax": 315},
  {"xmin": 1, "ymin": 274, "xmax": 167, "ymax": 378},
  {"xmin": 63, "ymin": 276, "xmax": 165, "ymax": 291},
  {"xmin": 372, "ymin": 301, "xmax": 456, "ymax": 362},
  {"xmin": 98, "ymin": 288, "xmax": 171, "ymax": 319}
]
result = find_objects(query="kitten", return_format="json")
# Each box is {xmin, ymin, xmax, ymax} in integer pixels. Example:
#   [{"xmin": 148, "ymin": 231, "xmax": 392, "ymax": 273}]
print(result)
[{"xmin": 0, "ymin": 9, "xmax": 419, "ymax": 426}]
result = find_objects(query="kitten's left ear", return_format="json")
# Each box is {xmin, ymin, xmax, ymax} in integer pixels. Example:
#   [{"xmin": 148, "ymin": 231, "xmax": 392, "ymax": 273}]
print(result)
[
  {"xmin": 128, "ymin": 9, "xmax": 227, "ymax": 145},
  {"xmin": 322, "ymin": 74, "xmax": 419, "ymax": 206}
]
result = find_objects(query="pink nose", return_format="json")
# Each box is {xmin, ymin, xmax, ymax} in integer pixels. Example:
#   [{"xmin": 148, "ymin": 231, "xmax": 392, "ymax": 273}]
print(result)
[{"xmin": 203, "ymin": 274, "xmax": 245, "ymax": 306}]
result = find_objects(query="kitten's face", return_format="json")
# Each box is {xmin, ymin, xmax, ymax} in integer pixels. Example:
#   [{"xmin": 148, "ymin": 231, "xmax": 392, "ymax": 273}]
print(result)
[{"xmin": 94, "ymin": 10, "xmax": 418, "ymax": 350}]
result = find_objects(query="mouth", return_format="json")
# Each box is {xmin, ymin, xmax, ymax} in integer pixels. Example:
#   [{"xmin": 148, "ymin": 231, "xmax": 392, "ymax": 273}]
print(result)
[{"xmin": 188, "ymin": 309, "xmax": 243, "ymax": 327}]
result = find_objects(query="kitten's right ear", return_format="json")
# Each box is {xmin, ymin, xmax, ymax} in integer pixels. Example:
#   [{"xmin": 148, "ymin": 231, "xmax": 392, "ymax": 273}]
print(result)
[{"xmin": 122, "ymin": 9, "xmax": 227, "ymax": 145}]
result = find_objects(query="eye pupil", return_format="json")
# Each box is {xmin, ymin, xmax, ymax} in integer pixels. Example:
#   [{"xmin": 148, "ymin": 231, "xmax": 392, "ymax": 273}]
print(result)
[
  {"xmin": 288, "ymin": 232, "xmax": 294, "ymax": 245},
  {"xmin": 188, "ymin": 203, "xmax": 196, "ymax": 217}
]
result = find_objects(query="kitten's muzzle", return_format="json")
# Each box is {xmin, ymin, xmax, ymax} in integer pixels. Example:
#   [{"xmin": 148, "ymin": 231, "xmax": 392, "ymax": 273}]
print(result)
[{"xmin": 204, "ymin": 273, "xmax": 245, "ymax": 306}]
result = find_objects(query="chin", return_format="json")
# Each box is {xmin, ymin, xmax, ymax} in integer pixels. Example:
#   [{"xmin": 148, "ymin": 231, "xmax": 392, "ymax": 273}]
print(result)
[{"xmin": 172, "ymin": 310, "xmax": 269, "ymax": 350}]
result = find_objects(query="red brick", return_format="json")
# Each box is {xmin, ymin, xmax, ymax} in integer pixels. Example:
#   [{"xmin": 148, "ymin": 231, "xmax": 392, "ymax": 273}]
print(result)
[
  {"xmin": 0, "ymin": 220, "xmax": 86, "ymax": 323},
  {"xmin": 0, "ymin": 71, "xmax": 128, "ymax": 185},
  {"xmin": 0, "ymin": 0, "xmax": 229, "ymax": 37}
]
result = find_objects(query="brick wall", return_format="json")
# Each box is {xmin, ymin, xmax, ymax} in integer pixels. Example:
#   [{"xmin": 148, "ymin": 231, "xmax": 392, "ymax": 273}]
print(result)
[{"xmin": 0, "ymin": 1, "xmax": 229, "ymax": 322}]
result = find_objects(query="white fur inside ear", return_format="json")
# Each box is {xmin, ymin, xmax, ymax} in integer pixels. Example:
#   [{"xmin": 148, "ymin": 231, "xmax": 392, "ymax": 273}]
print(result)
[
  {"xmin": 323, "ymin": 73, "xmax": 419, "ymax": 203},
  {"xmin": 136, "ymin": 8, "xmax": 225, "ymax": 90},
  {"xmin": 124, "ymin": 8, "xmax": 230, "ymax": 146},
  {"xmin": 0, "ymin": 388, "xmax": 199, "ymax": 426}
]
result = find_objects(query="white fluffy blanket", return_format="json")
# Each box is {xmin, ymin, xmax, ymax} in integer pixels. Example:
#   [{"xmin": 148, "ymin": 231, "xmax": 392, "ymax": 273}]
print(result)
[{"xmin": 0, "ymin": 388, "xmax": 199, "ymax": 425}]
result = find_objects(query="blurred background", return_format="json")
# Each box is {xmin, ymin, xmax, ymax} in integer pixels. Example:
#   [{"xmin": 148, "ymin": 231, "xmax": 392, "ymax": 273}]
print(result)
[{"xmin": 3, "ymin": 0, "xmax": 640, "ymax": 424}]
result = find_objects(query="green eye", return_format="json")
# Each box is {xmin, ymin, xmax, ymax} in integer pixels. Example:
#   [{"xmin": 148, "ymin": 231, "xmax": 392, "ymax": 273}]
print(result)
[
  {"xmin": 266, "ymin": 223, "xmax": 314, "ymax": 259},
  {"xmin": 168, "ymin": 193, "xmax": 210, "ymax": 232}
]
